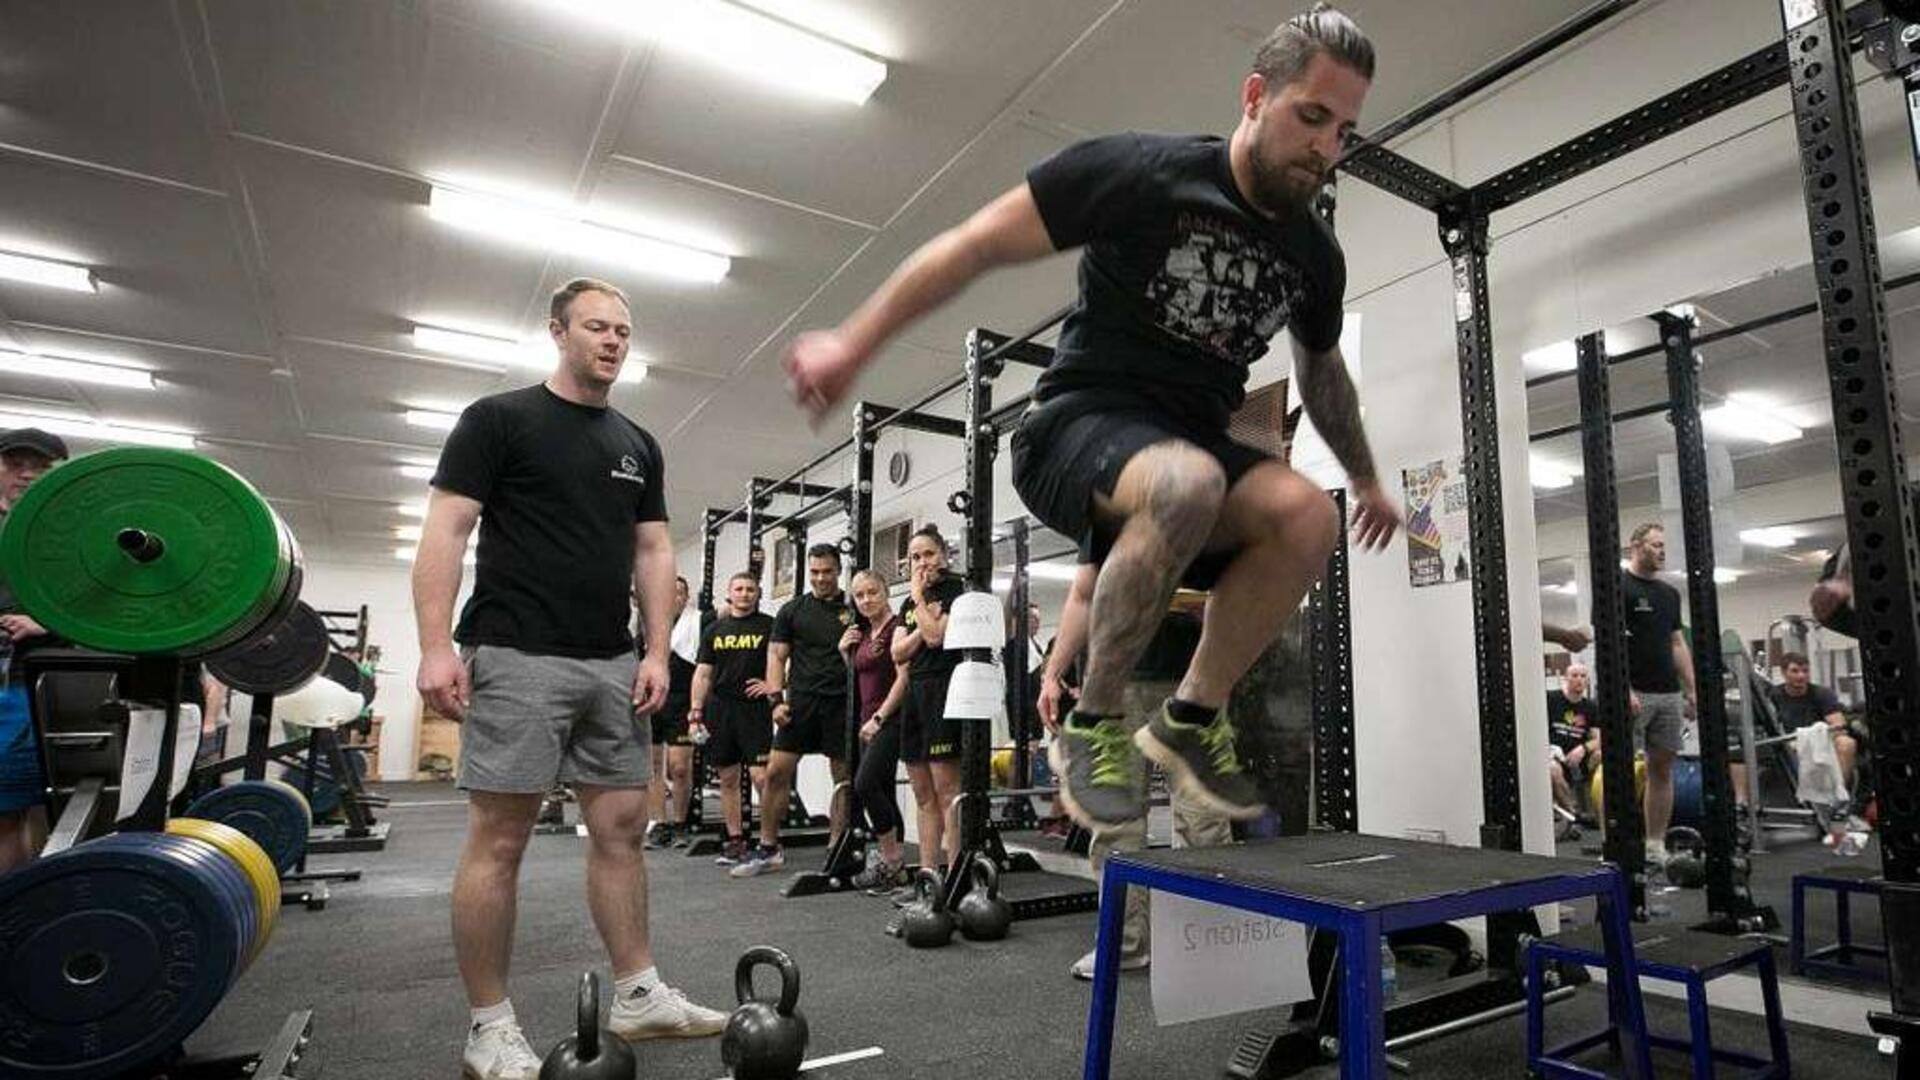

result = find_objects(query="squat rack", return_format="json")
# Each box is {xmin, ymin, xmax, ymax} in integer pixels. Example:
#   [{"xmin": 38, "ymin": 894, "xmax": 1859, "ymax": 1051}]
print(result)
[{"xmin": 1333, "ymin": 0, "xmax": 1920, "ymax": 1055}]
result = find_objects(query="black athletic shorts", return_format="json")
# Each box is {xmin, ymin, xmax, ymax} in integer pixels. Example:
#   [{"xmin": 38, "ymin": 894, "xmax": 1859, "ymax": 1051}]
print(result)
[
  {"xmin": 772, "ymin": 691, "xmax": 850, "ymax": 759},
  {"xmin": 900, "ymin": 676, "xmax": 960, "ymax": 764},
  {"xmin": 1011, "ymin": 392, "xmax": 1272, "ymax": 590},
  {"xmin": 650, "ymin": 695, "xmax": 694, "ymax": 746},
  {"xmin": 704, "ymin": 695, "xmax": 771, "ymax": 769}
]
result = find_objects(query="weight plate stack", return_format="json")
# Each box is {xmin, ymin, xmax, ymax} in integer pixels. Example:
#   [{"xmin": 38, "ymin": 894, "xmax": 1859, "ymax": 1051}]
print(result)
[
  {"xmin": 157, "ymin": 832, "xmax": 258, "ymax": 987},
  {"xmin": 167, "ymin": 817, "xmax": 282, "ymax": 963},
  {"xmin": 0, "ymin": 832, "xmax": 248, "ymax": 1078},
  {"xmin": 0, "ymin": 447, "xmax": 300, "ymax": 656},
  {"xmin": 184, "ymin": 779, "xmax": 311, "ymax": 873},
  {"xmin": 207, "ymin": 601, "xmax": 330, "ymax": 696}
]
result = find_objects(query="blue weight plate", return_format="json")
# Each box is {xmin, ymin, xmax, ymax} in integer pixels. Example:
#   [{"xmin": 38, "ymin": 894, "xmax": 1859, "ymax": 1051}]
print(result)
[
  {"xmin": 0, "ymin": 833, "xmax": 242, "ymax": 1078},
  {"xmin": 152, "ymin": 833, "xmax": 256, "ymax": 984},
  {"xmin": 185, "ymin": 780, "xmax": 309, "ymax": 873}
]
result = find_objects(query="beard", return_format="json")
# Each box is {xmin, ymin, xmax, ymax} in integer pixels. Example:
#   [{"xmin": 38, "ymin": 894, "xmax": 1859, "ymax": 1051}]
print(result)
[{"xmin": 1246, "ymin": 150, "xmax": 1323, "ymax": 214}]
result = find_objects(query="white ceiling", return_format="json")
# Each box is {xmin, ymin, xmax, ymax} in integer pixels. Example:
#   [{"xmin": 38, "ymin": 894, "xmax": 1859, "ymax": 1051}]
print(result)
[{"xmin": 0, "ymin": 0, "xmax": 1606, "ymax": 564}]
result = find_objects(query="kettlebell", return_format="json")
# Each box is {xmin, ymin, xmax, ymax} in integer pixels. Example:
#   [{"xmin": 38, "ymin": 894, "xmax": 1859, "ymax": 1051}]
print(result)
[
  {"xmin": 956, "ymin": 859, "xmax": 1012, "ymax": 941},
  {"xmin": 1662, "ymin": 826, "xmax": 1706, "ymax": 889},
  {"xmin": 721, "ymin": 946, "xmax": 808, "ymax": 1080},
  {"xmin": 900, "ymin": 867, "xmax": 955, "ymax": 948},
  {"xmin": 540, "ymin": 972, "xmax": 637, "ymax": 1080}
]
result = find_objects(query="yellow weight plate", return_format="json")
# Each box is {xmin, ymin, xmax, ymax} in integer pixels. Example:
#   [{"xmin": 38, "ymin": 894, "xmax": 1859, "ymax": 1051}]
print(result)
[{"xmin": 167, "ymin": 817, "xmax": 280, "ymax": 965}]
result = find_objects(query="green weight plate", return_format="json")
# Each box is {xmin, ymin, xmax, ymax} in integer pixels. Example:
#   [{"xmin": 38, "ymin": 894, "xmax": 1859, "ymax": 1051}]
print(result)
[{"xmin": 0, "ymin": 448, "xmax": 295, "ymax": 655}]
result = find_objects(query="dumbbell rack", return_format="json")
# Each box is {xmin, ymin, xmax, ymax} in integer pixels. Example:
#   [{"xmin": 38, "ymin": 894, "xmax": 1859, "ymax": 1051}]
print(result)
[{"xmin": 18, "ymin": 648, "xmax": 320, "ymax": 1079}]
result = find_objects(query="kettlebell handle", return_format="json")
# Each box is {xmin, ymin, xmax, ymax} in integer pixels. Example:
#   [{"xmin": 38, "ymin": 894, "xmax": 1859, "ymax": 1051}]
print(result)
[
  {"xmin": 914, "ymin": 866, "xmax": 945, "ymax": 910},
  {"xmin": 734, "ymin": 945, "xmax": 801, "ymax": 1016},
  {"xmin": 576, "ymin": 971, "xmax": 600, "ymax": 1062},
  {"xmin": 969, "ymin": 857, "xmax": 1000, "ymax": 897}
]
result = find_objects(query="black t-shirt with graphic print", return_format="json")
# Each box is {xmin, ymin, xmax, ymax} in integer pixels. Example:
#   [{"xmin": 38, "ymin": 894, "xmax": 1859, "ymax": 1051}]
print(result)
[
  {"xmin": 435, "ymin": 384, "xmax": 667, "ymax": 659},
  {"xmin": 1546, "ymin": 690, "xmax": 1596, "ymax": 754},
  {"xmin": 900, "ymin": 573, "xmax": 968, "ymax": 682},
  {"xmin": 1622, "ymin": 571, "xmax": 1683, "ymax": 693},
  {"xmin": 772, "ymin": 590, "xmax": 852, "ymax": 698},
  {"xmin": 698, "ymin": 612, "xmax": 775, "ymax": 703},
  {"xmin": 1025, "ymin": 132, "xmax": 1346, "ymax": 433}
]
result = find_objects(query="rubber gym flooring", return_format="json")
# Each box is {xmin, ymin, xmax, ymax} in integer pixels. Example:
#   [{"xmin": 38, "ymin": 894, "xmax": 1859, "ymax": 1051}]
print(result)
[{"xmin": 183, "ymin": 783, "xmax": 1894, "ymax": 1079}]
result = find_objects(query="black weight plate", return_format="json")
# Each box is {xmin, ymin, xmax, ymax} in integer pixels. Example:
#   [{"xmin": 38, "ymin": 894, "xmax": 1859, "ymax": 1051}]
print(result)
[
  {"xmin": 185, "ymin": 780, "xmax": 310, "ymax": 873},
  {"xmin": 207, "ymin": 601, "xmax": 328, "ymax": 695},
  {"xmin": 0, "ymin": 832, "xmax": 243, "ymax": 1078}
]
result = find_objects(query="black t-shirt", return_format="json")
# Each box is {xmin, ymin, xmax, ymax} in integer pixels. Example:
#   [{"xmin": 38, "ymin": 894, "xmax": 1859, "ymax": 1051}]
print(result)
[
  {"xmin": 1026, "ymin": 132, "xmax": 1346, "ymax": 433},
  {"xmin": 1546, "ymin": 690, "xmax": 1596, "ymax": 753},
  {"xmin": 1621, "ymin": 571, "xmax": 1683, "ymax": 693},
  {"xmin": 1769, "ymin": 683, "xmax": 1843, "ymax": 730},
  {"xmin": 899, "ymin": 573, "xmax": 967, "ymax": 682},
  {"xmin": 435, "ymin": 385, "xmax": 667, "ymax": 658},
  {"xmin": 772, "ymin": 591, "xmax": 851, "ymax": 698},
  {"xmin": 698, "ymin": 612, "xmax": 774, "ymax": 702}
]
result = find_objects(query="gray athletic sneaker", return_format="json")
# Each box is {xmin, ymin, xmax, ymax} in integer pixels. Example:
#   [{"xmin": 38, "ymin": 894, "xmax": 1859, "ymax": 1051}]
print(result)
[
  {"xmin": 1049, "ymin": 714, "xmax": 1147, "ymax": 832},
  {"xmin": 1134, "ymin": 702, "xmax": 1264, "ymax": 821}
]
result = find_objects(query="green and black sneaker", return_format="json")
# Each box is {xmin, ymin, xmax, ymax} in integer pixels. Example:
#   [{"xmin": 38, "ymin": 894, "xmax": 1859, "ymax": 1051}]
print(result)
[
  {"xmin": 1135, "ymin": 701, "xmax": 1264, "ymax": 820},
  {"xmin": 1048, "ymin": 713, "xmax": 1147, "ymax": 832}
]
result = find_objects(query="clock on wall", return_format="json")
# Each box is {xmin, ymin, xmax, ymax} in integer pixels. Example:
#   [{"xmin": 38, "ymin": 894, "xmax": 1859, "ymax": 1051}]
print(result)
[{"xmin": 888, "ymin": 450, "xmax": 910, "ymax": 487}]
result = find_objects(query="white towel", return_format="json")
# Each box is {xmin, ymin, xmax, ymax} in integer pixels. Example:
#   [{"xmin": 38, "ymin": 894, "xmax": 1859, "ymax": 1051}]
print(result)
[
  {"xmin": 1793, "ymin": 722, "xmax": 1851, "ymax": 808},
  {"xmin": 669, "ymin": 608, "xmax": 702, "ymax": 666}
]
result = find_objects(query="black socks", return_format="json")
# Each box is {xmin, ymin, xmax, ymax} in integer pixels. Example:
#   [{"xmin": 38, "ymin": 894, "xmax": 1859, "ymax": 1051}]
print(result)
[{"xmin": 1166, "ymin": 698, "xmax": 1217, "ymax": 727}]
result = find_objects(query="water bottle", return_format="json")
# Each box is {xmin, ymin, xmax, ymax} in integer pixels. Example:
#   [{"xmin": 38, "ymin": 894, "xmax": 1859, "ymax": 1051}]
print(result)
[{"xmin": 1379, "ymin": 938, "xmax": 1398, "ymax": 1003}]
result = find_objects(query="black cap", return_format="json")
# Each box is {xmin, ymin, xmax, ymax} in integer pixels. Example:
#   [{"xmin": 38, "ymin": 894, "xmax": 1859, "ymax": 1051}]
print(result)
[{"xmin": 0, "ymin": 428, "xmax": 70, "ymax": 461}]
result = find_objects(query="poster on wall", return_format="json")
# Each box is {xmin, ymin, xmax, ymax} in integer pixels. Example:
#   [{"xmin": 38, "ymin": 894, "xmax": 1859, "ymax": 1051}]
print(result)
[{"xmin": 1403, "ymin": 457, "xmax": 1471, "ymax": 588}]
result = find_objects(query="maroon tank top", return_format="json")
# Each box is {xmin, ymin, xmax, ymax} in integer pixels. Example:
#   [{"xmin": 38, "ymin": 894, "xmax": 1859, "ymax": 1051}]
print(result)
[{"xmin": 852, "ymin": 614, "xmax": 899, "ymax": 722}]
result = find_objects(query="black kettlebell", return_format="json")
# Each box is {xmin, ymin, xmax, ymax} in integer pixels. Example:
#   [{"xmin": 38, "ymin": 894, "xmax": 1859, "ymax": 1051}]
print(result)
[
  {"xmin": 721, "ymin": 946, "xmax": 808, "ymax": 1080},
  {"xmin": 1663, "ymin": 826, "xmax": 1706, "ymax": 889},
  {"xmin": 956, "ymin": 859, "xmax": 1012, "ymax": 941},
  {"xmin": 900, "ymin": 867, "xmax": 954, "ymax": 948},
  {"xmin": 540, "ymin": 972, "xmax": 636, "ymax": 1080}
]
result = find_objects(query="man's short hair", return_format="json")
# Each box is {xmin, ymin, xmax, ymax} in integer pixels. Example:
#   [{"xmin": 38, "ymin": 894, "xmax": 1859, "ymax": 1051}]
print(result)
[
  {"xmin": 1780, "ymin": 651, "xmax": 1811, "ymax": 670},
  {"xmin": 1629, "ymin": 522, "xmax": 1664, "ymax": 545},
  {"xmin": 1565, "ymin": 662, "xmax": 1589, "ymax": 678},
  {"xmin": 1253, "ymin": 4, "xmax": 1374, "ymax": 88},
  {"xmin": 807, "ymin": 543, "xmax": 842, "ymax": 565},
  {"xmin": 549, "ymin": 277, "xmax": 630, "ymax": 326},
  {"xmin": 729, "ymin": 571, "xmax": 759, "ymax": 586}
]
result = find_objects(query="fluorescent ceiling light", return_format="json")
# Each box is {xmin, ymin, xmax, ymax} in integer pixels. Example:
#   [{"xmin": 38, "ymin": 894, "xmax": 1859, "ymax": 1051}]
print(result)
[
  {"xmin": 1740, "ymin": 526, "xmax": 1799, "ymax": 549},
  {"xmin": 1714, "ymin": 567, "xmax": 1741, "ymax": 584},
  {"xmin": 1, "ymin": 349, "xmax": 156, "ymax": 390},
  {"xmin": 398, "ymin": 464, "xmax": 436, "ymax": 481},
  {"xmin": 1026, "ymin": 563, "xmax": 1081, "ymax": 582},
  {"xmin": 405, "ymin": 408, "xmax": 461, "ymax": 431},
  {"xmin": 1543, "ymin": 582, "xmax": 1578, "ymax": 596},
  {"xmin": 1701, "ymin": 394, "xmax": 1802, "ymax": 445},
  {"xmin": 1523, "ymin": 341, "xmax": 1578, "ymax": 374},
  {"xmin": 398, "ymin": 501, "xmax": 427, "ymax": 518},
  {"xmin": 552, "ymin": 0, "xmax": 888, "ymax": 104},
  {"xmin": 1530, "ymin": 453, "xmax": 1582, "ymax": 491},
  {"xmin": 394, "ymin": 525, "xmax": 422, "ymax": 542},
  {"xmin": 0, "ymin": 409, "xmax": 194, "ymax": 449},
  {"xmin": 0, "ymin": 250, "xmax": 96, "ymax": 293},
  {"xmin": 411, "ymin": 322, "xmax": 646, "ymax": 384},
  {"xmin": 428, "ymin": 186, "xmax": 729, "ymax": 284}
]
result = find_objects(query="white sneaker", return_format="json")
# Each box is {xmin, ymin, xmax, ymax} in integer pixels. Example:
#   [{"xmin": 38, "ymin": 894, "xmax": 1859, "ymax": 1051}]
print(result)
[
  {"xmin": 1069, "ymin": 947, "xmax": 1149, "ymax": 981},
  {"xmin": 607, "ymin": 981, "xmax": 727, "ymax": 1040},
  {"xmin": 462, "ymin": 1019, "xmax": 542, "ymax": 1080}
]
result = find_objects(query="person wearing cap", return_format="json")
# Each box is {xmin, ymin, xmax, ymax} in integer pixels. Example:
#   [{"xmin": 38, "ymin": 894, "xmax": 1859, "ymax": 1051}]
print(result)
[{"xmin": 0, "ymin": 427, "xmax": 69, "ymax": 872}]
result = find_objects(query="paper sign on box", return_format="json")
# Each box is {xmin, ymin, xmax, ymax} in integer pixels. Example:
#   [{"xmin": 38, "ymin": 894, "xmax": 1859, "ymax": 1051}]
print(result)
[{"xmin": 1150, "ymin": 892, "xmax": 1314, "ymax": 1026}]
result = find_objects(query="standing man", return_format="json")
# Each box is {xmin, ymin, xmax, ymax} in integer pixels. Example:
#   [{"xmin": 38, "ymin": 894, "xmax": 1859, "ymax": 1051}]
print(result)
[
  {"xmin": 784, "ymin": 5, "xmax": 1399, "ymax": 832},
  {"xmin": 414, "ymin": 278, "xmax": 724, "ymax": 1080},
  {"xmin": 1621, "ymin": 523, "xmax": 1695, "ymax": 868},
  {"xmin": 689, "ymin": 572, "xmax": 776, "ymax": 868},
  {"xmin": 0, "ymin": 428, "xmax": 67, "ymax": 873},
  {"xmin": 733, "ymin": 544, "xmax": 853, "ymax": 877},
  {"xmin": 643, "ymin": 576, "xmax": 700, "ymax": 849}
]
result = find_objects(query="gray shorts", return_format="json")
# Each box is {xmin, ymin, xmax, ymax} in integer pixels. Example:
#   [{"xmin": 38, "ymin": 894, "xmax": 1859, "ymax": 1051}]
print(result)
[
  {"xmin": 458, "ymin": 645, "xmax": 649, "ymax": 793},
  {"xmin": 1634, "ymin": 690, "xmax": 1687, "ymax": 755}
]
